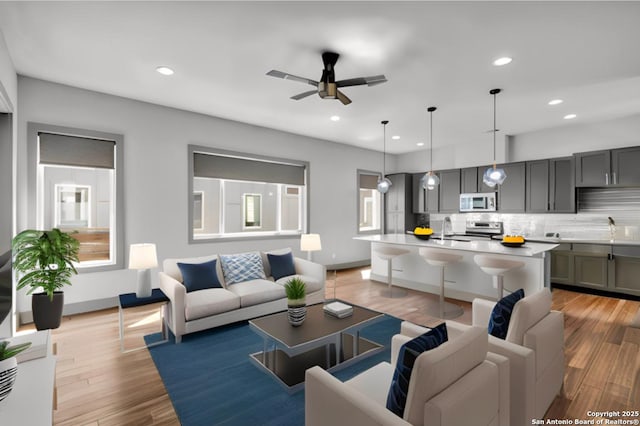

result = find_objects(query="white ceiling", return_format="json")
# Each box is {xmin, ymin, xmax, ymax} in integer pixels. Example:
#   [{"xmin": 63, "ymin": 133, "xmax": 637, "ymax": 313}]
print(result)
[{"xmin": 1, "ymin": 1, "xmax": 640, "ymax": 154}]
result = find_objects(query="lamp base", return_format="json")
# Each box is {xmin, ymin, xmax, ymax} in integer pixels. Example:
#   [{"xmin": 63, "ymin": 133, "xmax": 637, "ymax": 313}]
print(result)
[{"xmin": 136, "ymin": 269, "xmax": 152, "ymax": 298}]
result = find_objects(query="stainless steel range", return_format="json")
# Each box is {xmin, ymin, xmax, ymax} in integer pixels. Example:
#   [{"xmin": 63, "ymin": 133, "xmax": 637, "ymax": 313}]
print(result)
[{"xmin": 465, "ymin": 220, "xmax": 504, "ymax": 237}]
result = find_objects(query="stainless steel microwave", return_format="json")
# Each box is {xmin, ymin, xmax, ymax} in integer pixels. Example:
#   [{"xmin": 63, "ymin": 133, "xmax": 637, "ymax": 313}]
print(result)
[{"xmin": 459, "ymin": 192, "xmax": 497, "ymax": 212}]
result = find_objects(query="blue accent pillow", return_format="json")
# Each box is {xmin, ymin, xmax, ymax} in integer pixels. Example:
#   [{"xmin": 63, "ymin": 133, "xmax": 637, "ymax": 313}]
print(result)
[
  {"xmin": 488, "ymin": 288, "xmax": 525, "ymax": 340},
  {"xmin": 267, "ymin": 252, "xmax": 296, "ymax": 280},
  {"xmin": 219, "ymin": 252, "xmax": 266, "ymax": 285},
  {"xmin": 177, "ymin": 259, "xmax": 222, "ymax": 293},
  {"xmin": 386, "ymin": 322, "xmax": 448, "ymax": 418}
]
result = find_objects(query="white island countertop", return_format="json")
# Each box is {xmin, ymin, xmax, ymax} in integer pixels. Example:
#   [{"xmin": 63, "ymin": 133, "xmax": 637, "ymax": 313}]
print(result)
[{"xmin": 355, "ymin": 234, "xmax": 558, "ymax": 257}]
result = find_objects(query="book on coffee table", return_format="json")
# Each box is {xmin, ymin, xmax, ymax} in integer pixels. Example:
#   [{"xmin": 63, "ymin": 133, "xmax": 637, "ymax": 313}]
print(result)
[{"xmin": 323, "ymin": 301, "xmax": 353, "ymax": 318}]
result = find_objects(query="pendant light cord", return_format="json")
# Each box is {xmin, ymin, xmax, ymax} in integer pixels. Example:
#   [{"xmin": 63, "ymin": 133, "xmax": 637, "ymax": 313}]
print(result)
[
  {"xmin": 493, "ymin": 91, "xmax": 496, "ymax": 164},
  {"xmin": 381, "ymin": 120, "xmax": 388, "ymax": 176},
  {"xmin": 429, "ymin": 110, "xmax": 433, "ymax": 172}
]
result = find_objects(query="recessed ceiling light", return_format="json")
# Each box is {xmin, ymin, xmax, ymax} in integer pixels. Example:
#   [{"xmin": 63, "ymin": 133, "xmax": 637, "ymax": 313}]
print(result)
[
  {"xmin": 548, "ymin": 99, "xmax": 563, "ymax": 106},
  {"xmin": 417, "ymin": 142, "xmax": 425, "ymax": 147},
  {"xmin": 330, "ymin": 115, "xmax": 340, "ymax": 122},
  {"xmin": 156, "ymin": 66, "xmax": 174, "ymax": 76},
  {"xmin": 564, "ymin": 114, "xmax": 577, "ymax": 120},
  {"xmin": 493, "ymin": 57, "xmax": 513, "ymax": 66},
  {"xmin": 392, "ymin": 135, "xmax": 400, "ymax": 140}
]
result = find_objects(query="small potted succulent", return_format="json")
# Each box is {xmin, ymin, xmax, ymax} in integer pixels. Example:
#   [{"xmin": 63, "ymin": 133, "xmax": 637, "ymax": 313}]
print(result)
[
  {"xmin": 284, "ymin": 277, "xmax": 307, "ymax": 326},
  {"xmin": 0, "ymin": 340, "xmax": 32, "ymax": 402}
]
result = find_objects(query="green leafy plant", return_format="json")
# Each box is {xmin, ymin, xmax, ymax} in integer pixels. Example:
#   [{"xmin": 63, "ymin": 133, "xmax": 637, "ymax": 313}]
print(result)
[
  {"xmin": 12, "ymin": 228, "xmax": 80, "ymax": 301},
  {"xmin": 0, "ymin": 340, "xmax": 32, "ymax": 361},
  {"xmin": 284, "ymin": 277, "xmax": 306, "ymax": 304}
]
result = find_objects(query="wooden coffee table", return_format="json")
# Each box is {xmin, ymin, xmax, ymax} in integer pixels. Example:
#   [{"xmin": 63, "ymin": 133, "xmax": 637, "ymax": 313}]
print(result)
[{"xmin": 248, "ymin": 302, "xmax": 384, "ymax": 393}]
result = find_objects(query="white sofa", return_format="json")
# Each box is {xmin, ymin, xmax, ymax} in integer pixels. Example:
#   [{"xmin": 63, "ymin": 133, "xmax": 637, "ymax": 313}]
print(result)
[
  {"xmin": 159, "ymin": 250, "xmax": 326, "ymax": 343},
  {"xmin": 447, "ymin": 289, "xmax": 565, "ymax": 426},
  {"xmin": 306, "ymin": 323, "xmax": 510, "ymax": 426}
]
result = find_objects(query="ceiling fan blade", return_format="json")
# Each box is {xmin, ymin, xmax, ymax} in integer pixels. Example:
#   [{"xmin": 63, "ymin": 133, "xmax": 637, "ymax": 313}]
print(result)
[
  {"xmin": 266, "ymin": 70, "xmax": 318, "ymax": 87},
  {"xmin": 290, "ymin": 90, "xmax": 317, "ymax": 100},
  {"xmin": 336, "ymin": 74, "xmax": 387, "ymax": 87},
  {"xmin": 336, "ymin": 90, "xmax": 352, "ymax": 105}
]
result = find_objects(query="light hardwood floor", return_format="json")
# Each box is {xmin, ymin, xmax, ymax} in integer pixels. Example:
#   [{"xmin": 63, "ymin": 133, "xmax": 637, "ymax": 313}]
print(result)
[{"xmin": 19, "ymin": 267, "xmax": 640, "ymax": 425}]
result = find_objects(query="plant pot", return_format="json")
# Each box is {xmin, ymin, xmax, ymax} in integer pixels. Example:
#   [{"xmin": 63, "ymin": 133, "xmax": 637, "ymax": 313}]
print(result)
[
  {"xmin": 287, "ymin": 301, "xmax": 306, "ymax": 327},
  {"xmin": 32, "ymin": 291, "xmax": 64, "ymax": 330},
  {"xmin": 0, "ymin": 356, "xmax": 18, "ymax": 402}
]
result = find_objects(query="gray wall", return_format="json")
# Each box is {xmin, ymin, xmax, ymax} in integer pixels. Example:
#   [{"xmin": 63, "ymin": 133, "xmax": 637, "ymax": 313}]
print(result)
[
  {"xmin": 0, "ymin": 113, "xmax": 11, "ymax": 253},
  {"xmin": 15, "ymin": 76, "xmax": 385, "ymax": 316}
]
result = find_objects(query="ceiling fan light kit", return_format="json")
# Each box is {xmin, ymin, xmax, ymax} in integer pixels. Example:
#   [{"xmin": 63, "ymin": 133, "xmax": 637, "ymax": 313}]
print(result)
[
  {"xmin": 422, "ymin": 106, "xmax": 440, "ymax": 191},
  {"xmin": 483, "ymin": 88, "xmax": 507, "ymax": 187},
  {"xmin": 266, "ymin": 51, "xmax": 387, "ymax": 105},
  {"xmin": 377, "ymin": 120, "xmax": 392, "ymax": 194}
]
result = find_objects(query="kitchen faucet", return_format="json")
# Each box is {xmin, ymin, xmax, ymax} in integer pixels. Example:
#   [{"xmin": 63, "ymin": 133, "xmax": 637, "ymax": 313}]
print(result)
[{"xmin": 442, "ymin": 216, "xmax": 452, "ymax": 241}]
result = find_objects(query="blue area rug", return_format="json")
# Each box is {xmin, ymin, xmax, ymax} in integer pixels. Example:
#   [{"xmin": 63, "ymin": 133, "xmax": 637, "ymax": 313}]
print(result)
[{"xmin": 145, "ymin": 315, "xmax": 400, "ymax": 426}]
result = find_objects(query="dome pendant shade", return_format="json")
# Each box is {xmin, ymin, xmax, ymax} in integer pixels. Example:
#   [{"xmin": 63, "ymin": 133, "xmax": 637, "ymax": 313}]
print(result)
[
  {"xmin": 421, "ymin": 171, "xmax": 440, "ymax": 190},
  {"xmin": 377, "ymin": 177, "xmax": 392, "ymax": 194}
]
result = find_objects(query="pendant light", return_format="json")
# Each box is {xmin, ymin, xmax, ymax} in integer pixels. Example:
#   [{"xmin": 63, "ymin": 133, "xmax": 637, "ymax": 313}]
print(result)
[
  {"xmin": 377, "ymin": 120, "xmax": 392, "ymax": 194},
  {"xmin": 421, "ymin": 106, "xmax": 439, "ymax": 190},
  {"xmin": 483, "ymin": 88, "xmax": 507, "ymax": 187}
]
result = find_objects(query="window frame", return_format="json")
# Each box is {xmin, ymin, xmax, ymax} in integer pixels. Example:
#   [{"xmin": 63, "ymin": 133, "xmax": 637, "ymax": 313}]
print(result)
[
  {"xmin": 188, "ymin": 145, "xmax": 310, "ymax": 243},
  {"xmin": 357, "ymin": 169, "xmax": 383, "ymax": 235},
  {"xmin": 27, "ymin": 122, "xmax": 124, "ymax": 273}
]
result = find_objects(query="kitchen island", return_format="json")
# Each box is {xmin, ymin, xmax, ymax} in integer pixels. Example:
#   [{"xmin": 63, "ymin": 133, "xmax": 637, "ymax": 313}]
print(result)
[{"xmin": 355, "ymin": 234, "xmax": 558, "ymax": 302}]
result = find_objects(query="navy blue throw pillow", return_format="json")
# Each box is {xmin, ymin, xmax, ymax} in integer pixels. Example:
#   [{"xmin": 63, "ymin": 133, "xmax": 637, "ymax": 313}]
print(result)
[
  {"xmin": 386, "ymin": 322, "xmax": 448, "ymax": 418},
  {"xmin": 177, "ymin": 259, "xmax": 222, "ymax": 293},
  {"xmin": 488, "ymin": 288, "xmax": 525, "ymax": 340},
  {"xmin": 267, "ymin": 252, "xmax": 296, "ymax": 280}
]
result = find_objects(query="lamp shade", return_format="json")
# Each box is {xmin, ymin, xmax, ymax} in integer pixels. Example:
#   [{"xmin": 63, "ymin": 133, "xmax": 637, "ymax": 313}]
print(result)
[
  {"xmin": 300, "ymin": 234, "xmax": 322, "ymax": 252},
  {"xmin": 128, "ymin": 243, "xmax": 158, "ymax": 270}
]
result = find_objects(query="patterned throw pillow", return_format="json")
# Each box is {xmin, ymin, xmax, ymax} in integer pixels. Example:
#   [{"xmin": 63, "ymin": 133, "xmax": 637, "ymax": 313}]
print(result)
[
  {"xmin": 488, "ymin": 288, "xmax": 525, "ymax": 339},
  {"xmin": 386, "ymin": 322, "xmax": 448, "ymax": 418},
  {"xmin": 177, "ymin": 259, "xmax": 222, "ymax": 293},
  {"xmin": 219, "ymin": 252, "xmax": 266, "ymax": 285}
]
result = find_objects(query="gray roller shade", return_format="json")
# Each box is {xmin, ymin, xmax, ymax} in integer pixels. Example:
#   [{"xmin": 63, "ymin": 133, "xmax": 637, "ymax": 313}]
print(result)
[
  {"xmin": 39, "ymin": 132, "xmax": 115, "ymax": 169},
  {"xmin": 194, "ymin": 153, "xmax": 305, "ymax": 185},
  {"xmin": 359, "ymin": 173, "xmax": 379, "ymax": 190}
]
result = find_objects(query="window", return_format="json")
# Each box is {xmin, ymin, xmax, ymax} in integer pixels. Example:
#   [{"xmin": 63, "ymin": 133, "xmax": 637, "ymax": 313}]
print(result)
[
  {"xmin": 28, "ymin": 123, "xmax": 124, "ymax": 271},
  {"xmin": 358, "ymin": 170, "xmax": 382, "ymax": 234},
  {"xmin": 189, "ymin": 145, "xmax": 308, "ymax": 241}
]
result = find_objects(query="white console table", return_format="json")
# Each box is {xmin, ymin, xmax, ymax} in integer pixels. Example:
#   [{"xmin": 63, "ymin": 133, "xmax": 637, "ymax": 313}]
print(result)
[{"xmin": 0, "ymin": 330, "xmax": 56, "ymax": 425}]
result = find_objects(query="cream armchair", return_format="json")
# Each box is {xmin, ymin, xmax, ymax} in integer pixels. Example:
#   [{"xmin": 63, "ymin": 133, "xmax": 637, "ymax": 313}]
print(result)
[
  {"xmin": 447, "ymin": 288, "xmax": 565, "ymax": 426},
  {"xmin": 305, "ymin": 324, "xmax": 510, "ymax": 426}
]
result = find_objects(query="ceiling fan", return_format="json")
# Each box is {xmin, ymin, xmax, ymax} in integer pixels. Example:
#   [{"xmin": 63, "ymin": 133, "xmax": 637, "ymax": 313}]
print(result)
[{"xmin": 267, "ymin": 51, "xmax": 387, "ymax": 105}]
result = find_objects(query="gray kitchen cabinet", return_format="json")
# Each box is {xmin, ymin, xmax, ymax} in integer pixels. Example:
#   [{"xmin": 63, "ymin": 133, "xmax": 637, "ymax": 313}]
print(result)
[
  {"xmin": 412, "ymin": 173, "xmax": 425, "ymax": 214},
  {"xmin": 461, "ymin": 167, "xmax": 478, "ymax": 193},
  {"xmin": 526, "ymin": 160, "xmax": 549, "ymax": 212},
  {"xmin": 385, "ymin": 173, "xmax": 415, "ymax": 234},
  {"xmin": 610, "ymin": 246, "xmax": 640, "ymax": 296},
  {"xmin": 476, "ymin": 165, "xmax": 497, "ymax": 193},
  {"xmin": 438, "ymin": 169, "xmax": 461, "ymax": 213},
  {"xmin": 550, "ymin": 244, "xmax": 574, "ymax": 285},
  {"xmin": 571, "ymin": 244, "xmax": 610, "ymax": 290},
  {"xmin": 497, "ymin": 162, "xmax": 526, "ymax": 212},
  {"xmin": 426, "ymin": 175, "xmax": 440, "ymax": 213},
  {"xmin": 611, "ymin": 146, "xmax": 640, "ymax": 186},
  {"xmin": 549, "ymin": 157, "xmax": 575, "ymax": 212},
  {"xmin": 575, "ymin": 150, "xmax": 611, "ymax": 187}
]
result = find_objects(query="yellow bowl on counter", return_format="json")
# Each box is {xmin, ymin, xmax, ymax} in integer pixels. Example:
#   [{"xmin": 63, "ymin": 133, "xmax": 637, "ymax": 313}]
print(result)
[{"xmin": 413, "ymin": 227, "xmax": 433, "ymax": 240}]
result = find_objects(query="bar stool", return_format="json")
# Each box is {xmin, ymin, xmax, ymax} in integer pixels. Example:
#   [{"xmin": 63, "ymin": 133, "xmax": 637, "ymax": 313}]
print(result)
[
  {"xmin": 418, "ymin": 248, "xmax": 464, "ymax": 319},
  {"xmin": 474, "ymin": 255, "xmax": 525, "ymax": 300},
  {"xmin": 373, "ymin": 246, "xmax": 410, "ymax": 298}
]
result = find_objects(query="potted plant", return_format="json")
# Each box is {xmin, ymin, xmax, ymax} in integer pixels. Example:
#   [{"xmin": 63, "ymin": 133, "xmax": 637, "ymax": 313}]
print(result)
[
  {"xmin": 284, "ymin": 277, "xmax": 307, "ymax": 326},
  {"xmin": 0, "ymin": 340, "xmax": 31, "ymax": 402},
  {"xmin": 12, "ymin": 228, "xmax": 80, "ymax": 330}
]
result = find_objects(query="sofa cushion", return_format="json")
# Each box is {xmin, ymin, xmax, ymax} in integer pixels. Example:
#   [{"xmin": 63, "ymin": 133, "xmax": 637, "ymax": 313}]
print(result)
[
  {"xmin": 184, "ymin": 288, "xmax": 241, "ymax": 321},
  {"xmin": 163, "ymin": 255, "xmax": 226, "ymax": 287},
  {"xmin": 261, "ymin": 248, "xmax": 292, "ymax": 278},
  {"xmin": 267, "ymin": 251, "xmax": 296, "ymax": 280},
  {"xmin": 226, "ymin": 279, "xmax": 286, "ymax": 307},
  {"xmin": 177, "ymin": 259, "xmax": 223, "ymax": 293},
  {"xmin": 386, "ymin": 322, "xmax": 448, "ymax": 418},
  {"xmin": 276, "ymin": 274, "xmax": 323, "ymax": 294},
  {"xmin": 219, "ymin": 252, "xmax": 266, "ymax": 285},
  {"xmin": 488, "ymin": 288, "xmax": 525, "ymax": 340}
]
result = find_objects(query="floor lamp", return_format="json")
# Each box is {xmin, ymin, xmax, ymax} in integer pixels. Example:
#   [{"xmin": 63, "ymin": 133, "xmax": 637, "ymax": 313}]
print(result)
[{"xmin": 300, "ymin": 234, "xmax": 322, "ymax": 261}]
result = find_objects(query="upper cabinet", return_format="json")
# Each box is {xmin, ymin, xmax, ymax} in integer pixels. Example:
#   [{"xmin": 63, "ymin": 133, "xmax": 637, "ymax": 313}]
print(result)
[
  {"xmin": 412, "ymin": 172, "xmax": 440, "ymax": 213},
  {"xmin": 438, "ymin": 169, "xmax": 461, "ymax": 213},
  {"xmin": 476, "ymin": 165, "xmax": 498, "ymax": 193},
  {"xmin": 461, "ymin": 167, "xmax": 478, "ymax": 194},
  {"xmin": 575, "ymin": 147, "xmax": 640, "ymax": 187},
  {"xmin": 526, "ymin": 157, "xmax": 575, "ymax": 213},
  {"xmin": 497, "ymin": 162, "xmax": 526, "ymax": 212}
]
